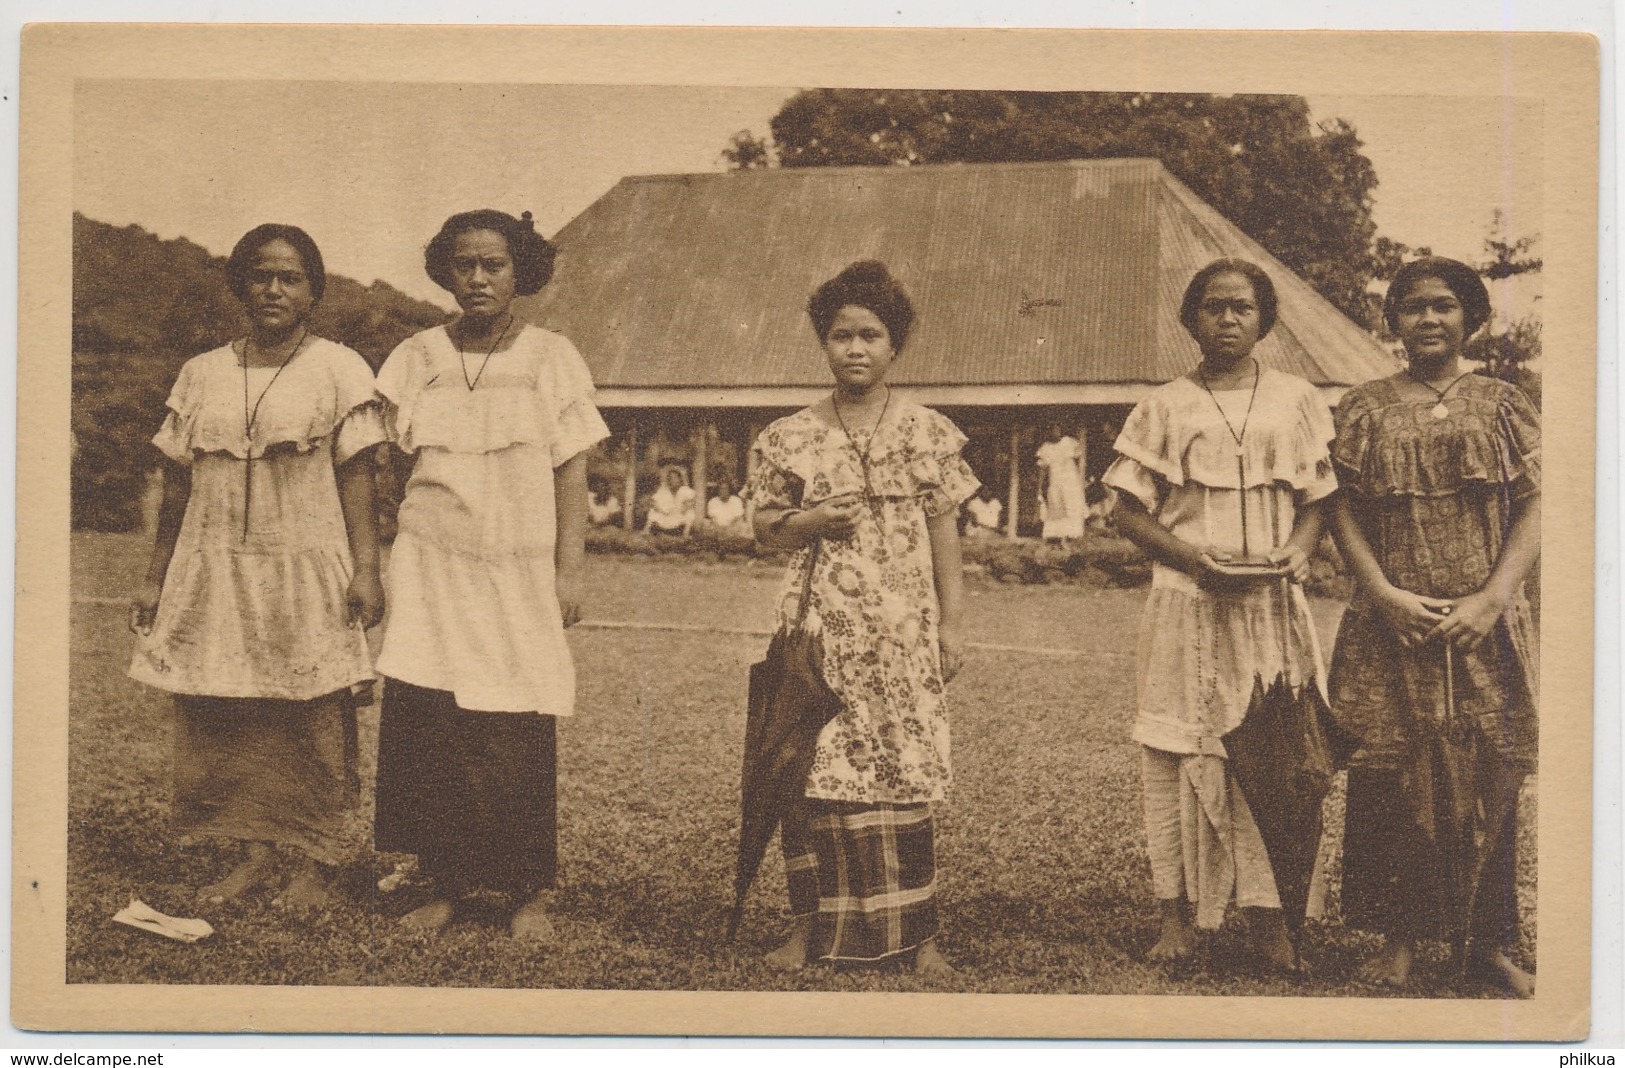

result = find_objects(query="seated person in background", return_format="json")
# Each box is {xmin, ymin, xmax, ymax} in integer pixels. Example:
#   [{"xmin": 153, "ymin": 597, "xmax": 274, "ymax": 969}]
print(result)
[
  {"xmin": 588, "ymin": 481, "xmax": 622, "ymax": 526},
  {"xmin": 965, "ymin": 485, "xmax": 1003, "ymax": 536},
  {"xmin": 706, "ymin": 477, "xmax": 748, "ymax": 533},
  {"xmin": 644, "ymin": 466, "xmax": 696, "ymax": 536}
]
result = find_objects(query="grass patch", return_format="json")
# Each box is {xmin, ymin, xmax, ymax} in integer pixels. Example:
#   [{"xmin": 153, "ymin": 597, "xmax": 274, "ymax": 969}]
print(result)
[{"xmin": 67, "ymin": 532, "xmax": 1533, "ymax": 996}]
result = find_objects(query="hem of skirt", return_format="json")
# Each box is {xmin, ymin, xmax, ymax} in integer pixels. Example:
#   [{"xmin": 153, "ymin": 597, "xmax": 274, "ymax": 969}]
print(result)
[
  {"xmin": 811, "ymin": 942, "xmax": 930, "ymax": 964},
  {"xmin": 376, "ymin": 669, "xmax": 574, "ymax": 716},
  {"xmin": 802, "ymin": 789, "xmax": 947, "ymax": 805},
  {"xmin": 129, "ymin": 670, "xmax": 374, "ymax": 702},
  {"xmin": 1133, "ymin": 724, "xmax": 1225, "ymax": 757}
]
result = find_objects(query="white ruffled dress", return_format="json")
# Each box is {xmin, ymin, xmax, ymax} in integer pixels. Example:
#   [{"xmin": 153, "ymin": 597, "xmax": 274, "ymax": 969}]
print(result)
[
  {"xmin": 128, "ymin": 338, "xmax": 385, "ymax": 700},
  {"xmin": 374, "ymin": 325, "xmax": 609, "ymax": 714},
  {"xmin": 1103, "ymin": 368, "xmax": 1337, "ymax": 927}
]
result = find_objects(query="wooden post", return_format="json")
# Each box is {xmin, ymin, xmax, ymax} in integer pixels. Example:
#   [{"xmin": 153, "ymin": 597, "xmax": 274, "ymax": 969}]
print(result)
[
  {"xmin": 1006, "ymin": 424, "xmax": 1022, "ymax": 539},
  {"xmin": 622, "ymin": 422, "xmax": 638, "ymax": 530},
  {"xmin": 745, "ymin": 419, "xmax": 762, "ymax": 481},
  {"xmin": 691, "ymin": 421, "xmax": 710, "ymax": 526}
]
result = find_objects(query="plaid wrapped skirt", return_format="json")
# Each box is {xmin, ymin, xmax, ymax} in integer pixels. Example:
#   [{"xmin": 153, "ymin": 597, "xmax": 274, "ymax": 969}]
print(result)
[{"xmin": 782, "ymin": 799, "xmax": 938, "ymax": 962}]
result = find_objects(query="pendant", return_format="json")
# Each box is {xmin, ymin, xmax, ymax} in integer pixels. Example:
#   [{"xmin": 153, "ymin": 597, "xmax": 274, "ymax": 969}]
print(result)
[{"xmin": 1431, "ymin": 402, "xmax": 1450, "ymax": 420}]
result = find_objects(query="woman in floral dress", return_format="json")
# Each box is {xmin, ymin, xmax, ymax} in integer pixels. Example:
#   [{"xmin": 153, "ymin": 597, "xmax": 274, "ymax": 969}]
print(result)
[
  {"xmin": 745, "ymin": 261, "xmax": 978, "ymax": 973},
  {"xmin": 1329, "ymin": 257, "xmax": 1540, "ymax": 996}
]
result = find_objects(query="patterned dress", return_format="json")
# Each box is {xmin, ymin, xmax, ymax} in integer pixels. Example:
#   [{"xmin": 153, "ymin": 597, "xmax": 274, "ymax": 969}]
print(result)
[
  {"xmin": 1329, "ymin": 373, "xmax": 1539, "ymax": 945},
  {"xmin": 744, "ymin": 398, "xmax": 978, "ymax": 960},
  {"xmin": 128, "ymin": 337, "xmax": 385, "ymax": 864}
]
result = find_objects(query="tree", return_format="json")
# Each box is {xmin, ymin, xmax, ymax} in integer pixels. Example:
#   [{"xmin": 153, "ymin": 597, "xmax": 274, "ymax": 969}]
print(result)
[
  {"xmin": 1463, "ymin": 211, "xmax": 1542, "ymax": 404},
  {"xmin": 731, "ymin": 90, "xmax": 1382, "ymax": 323}
]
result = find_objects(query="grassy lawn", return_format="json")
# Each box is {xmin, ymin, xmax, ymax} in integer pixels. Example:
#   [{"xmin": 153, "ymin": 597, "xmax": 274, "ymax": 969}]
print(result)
[{"xmin": 66, "ymin": 532, "xmax": 1534, "ymax": 996}]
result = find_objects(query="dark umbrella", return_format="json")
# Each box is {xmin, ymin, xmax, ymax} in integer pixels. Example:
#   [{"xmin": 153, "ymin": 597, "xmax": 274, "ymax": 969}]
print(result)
[
  {"xmin": 1221, "ymin": 578, "xmax": 1358, "ymax": 933},
  {"xmin": 1408, "ymin": 641, "xmax": 1526, "ymax": 979},
  {"xmin": 726, "ymin": 544, "xmax": 841, "ymax": 943}
]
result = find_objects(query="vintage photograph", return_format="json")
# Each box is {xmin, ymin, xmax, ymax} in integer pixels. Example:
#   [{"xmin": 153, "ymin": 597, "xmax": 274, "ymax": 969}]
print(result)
[{"xmin": 18, "ymin": 26, "xmax": 1599, "ymax": 1039}]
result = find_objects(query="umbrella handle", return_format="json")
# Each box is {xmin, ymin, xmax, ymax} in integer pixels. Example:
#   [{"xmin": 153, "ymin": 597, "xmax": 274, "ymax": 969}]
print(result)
[
  {"xmin": 1444, "ymin": 642, "xmax": 1455, "ymax": 728},
  {"xmin": 791, "ymin": 539, "xmax": 822, "ymax": 630}
]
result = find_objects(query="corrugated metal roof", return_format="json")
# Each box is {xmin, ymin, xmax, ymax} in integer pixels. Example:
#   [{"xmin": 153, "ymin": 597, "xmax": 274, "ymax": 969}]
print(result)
[{"xmin": 524, "ymin": 158, "xmax": 1398, "ymax": 392}]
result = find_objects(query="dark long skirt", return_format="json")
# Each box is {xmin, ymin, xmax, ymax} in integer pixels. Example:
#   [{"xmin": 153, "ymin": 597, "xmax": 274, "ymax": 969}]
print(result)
[
  {"xmin": 1341, "ymin": 766, "xmax": 1521, "ymax": 949},
  {"xmin": 374, "ymin": 678, "xmax": 557, "ymax": 896},
  {"xmin": 781, "ymin": 798, "xmax": 938, "ymax": 962},
  {"xmin": 173, "ymin": 691, "xmax": 360, "ymax": 866}
]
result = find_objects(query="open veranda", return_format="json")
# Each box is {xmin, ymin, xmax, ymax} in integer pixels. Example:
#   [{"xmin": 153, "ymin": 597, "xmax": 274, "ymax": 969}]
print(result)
[{"xmin": 66, "ymin": 531, "xmax": 1535, "ymax": 996}]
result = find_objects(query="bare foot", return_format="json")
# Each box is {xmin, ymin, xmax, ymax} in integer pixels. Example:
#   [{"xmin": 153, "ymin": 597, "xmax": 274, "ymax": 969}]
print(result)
[
  {"xmin": 400, "ymin": 898, "xmax": 455, "ymax": 934},
  {"xmin": 1147, "ymin": 899, "xmax": 1195, "ymax": 962},
  {"xmin": 914, "ymin": 939, "xmax": 956, "ymax": 977},
  {"xmin": 764, "ymin": 919, "xmax": 811, "ymax": 972},
  {"xmin": 1472, "ymin": 948, "xmax": 1535, "ymax": 999},
  {"xmin": 198, "ymin": 843, "xmax": 278, "ymax": 905},
  {"xmin": 509, "ymin": 892, "xmax": 557, "ymax": 944},
  {"xmin": 1246, "ymin": 908, "xmax": 1300, "ymax": 974},
  {"xmin": 1357, "ymin": 937, "xmax": 1415, "ymax": 987},
  {"xmin": 273, "ymin": 861, "xmax": 331, "ymax": 911}
]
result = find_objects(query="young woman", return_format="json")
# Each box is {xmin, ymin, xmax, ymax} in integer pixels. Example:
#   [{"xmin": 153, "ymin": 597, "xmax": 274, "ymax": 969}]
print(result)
[
  {"xmin": 745, "ymin": 260, "xmax": 977, "ymax": 974},
  {"xmin": 1329, "ymin": 257, "xmax": 1540, "ymax": 996},
  {"xmin": 372, "ymin": 209, "xmax": 609, "ymax": 940},
  {"xmin": 1103, "ymin": 258, "xmax": 1337, "ymax": 971},
  {"xmin": 129, "ymin": 223, "xmax": 385, "ymax": 909}
]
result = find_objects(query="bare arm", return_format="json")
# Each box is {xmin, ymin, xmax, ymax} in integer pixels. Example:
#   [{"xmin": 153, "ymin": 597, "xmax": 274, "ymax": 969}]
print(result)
[
  {"xmin": 927, "ymin": 508, "xmax": 967, "ymax": 682},
  {"xmin": 554, "ymin": 451, "xmax": 590, "ymax": 627},
  {"xmin": 1265, "ymin": 495, "xmax": 1330, "ymax": 584},
  {"xmin": 337, "ymin": 444, "xmax": 384, "ymax": 629},
  {"xmin": 753, "ymin": 495, "xmax": 862, "ymax": 551},
  {"xmin": 131, "ymin": 460, "xmax": 191, "ymax": 634}
]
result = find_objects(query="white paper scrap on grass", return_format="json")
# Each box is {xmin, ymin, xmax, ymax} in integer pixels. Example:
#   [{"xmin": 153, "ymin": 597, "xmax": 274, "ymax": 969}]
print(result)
[{"xmin": 111, "ymin": 898, "xmax": 215, "ymax": 943}]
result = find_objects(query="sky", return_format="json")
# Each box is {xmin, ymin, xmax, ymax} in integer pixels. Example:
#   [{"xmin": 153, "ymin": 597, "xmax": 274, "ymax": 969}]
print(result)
[{"xmin": 74, "ymin": 82, "xmax": 1543, "ymax": 317}]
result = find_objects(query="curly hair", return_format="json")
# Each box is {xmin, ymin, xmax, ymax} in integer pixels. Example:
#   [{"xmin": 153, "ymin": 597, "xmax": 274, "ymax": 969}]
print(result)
[
  {"xmin": 806, "ymin": 260, "xmax": 916, "ymax": 352},
  {"xmin": 1178, "ymin": 258, "xmax": 1279, "ymax": 340},
  {"xmin": 424, "ymin": 209, "xmax": 557, "ymax": 296},
  {"xmin": 1383, "ymin": 256, "xmax": 1491, "ymax": 337},
  {"xmin": 225, "ymin": 223, "xmax": 327, "ymax": 303}
]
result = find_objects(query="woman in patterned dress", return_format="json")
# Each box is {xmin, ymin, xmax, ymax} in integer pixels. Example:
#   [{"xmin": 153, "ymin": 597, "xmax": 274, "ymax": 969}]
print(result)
[
  {"xmin": 129, "ymin": 223, "xmax": 386, "ymax": 909},
  {"xmin": 1103, "ymin": 259, "xmax": 1338, "ymax": 971},
  {"xmin": 1329, "ymin": 257, "xmax": 1539, "ymax": 996},
  {"xmin": 372, "ymin": 209, "xmax": 609, "ymax": 939},
  {"xmin": 745, "ymin": 261, "xmax": 978, "ymax": 973}
]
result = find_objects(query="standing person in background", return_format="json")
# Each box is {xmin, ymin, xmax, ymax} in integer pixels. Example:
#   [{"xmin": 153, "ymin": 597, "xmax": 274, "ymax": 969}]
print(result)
[
  {"xmin": 746, "ymin": 260, "xmax": 978, "ymax": 974},
  {"xmin": 1036, "ymin": 423, "xmax": 1086, "ymax": 544},
  {"xmin": 1104, "ymin": 258, "xmax": 1336, "ymax": 972},
  {"xmin": 1329, "ymin": 257, "xmax": 1539, "ymax": 997},
  {"xmin": 129, "ymin": 223, "xmax": 385, "ymax": 910},
  {"xmin": 372, "ymin": 209, "xmax": 609, "ymax": 940}
]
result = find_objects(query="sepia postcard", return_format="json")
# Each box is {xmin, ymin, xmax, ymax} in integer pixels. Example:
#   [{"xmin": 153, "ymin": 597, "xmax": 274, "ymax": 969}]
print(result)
[{"xmin": 15, "ymin": 24, "xmax": 1599, "ymax": 1040}]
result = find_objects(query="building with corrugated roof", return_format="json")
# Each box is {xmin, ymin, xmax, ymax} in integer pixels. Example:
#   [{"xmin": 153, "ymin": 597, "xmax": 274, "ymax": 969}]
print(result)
[{"xmin": 525, "ymin": 158, "xmax": 1397, "ymax": 536}]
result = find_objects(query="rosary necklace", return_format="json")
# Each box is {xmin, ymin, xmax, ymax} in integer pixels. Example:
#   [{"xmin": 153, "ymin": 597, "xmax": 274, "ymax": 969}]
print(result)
[
  {"xmin": 1409, "ymin": 368, "xmax": 1474, "ymax": 420},
  {"xmin": 457, "ymin": 314, "xmax": 513, "ymax": 391},
  {"xmin": 240, "ymin": 326, "xmax": 310, "ymax": 540}
]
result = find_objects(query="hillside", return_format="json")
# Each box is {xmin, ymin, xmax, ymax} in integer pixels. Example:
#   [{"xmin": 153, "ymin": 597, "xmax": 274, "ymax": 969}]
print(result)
[{"xmin": 71, "ymin": 214, "xmax": 448, "ymax": 530}]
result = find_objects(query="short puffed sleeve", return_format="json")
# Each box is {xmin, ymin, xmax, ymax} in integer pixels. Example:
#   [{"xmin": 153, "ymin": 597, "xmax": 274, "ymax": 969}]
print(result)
[
  {"xmin": 150, "ymin": 357, "xmax": 204, "ymax": 465},
  {"xmin": 743, "ymin": 418, "xmax": 804, "ymax": 512},
  {"xmin": 543, "ymin": 333, "xmax": 611, "ymax": 468},
  {"xmin": 327, "ymin": 345, "xmax": 387, "ymax": 465},
  {"xmin": 1103, "ymin": 392, "xmax": 1174, "ymax": 514},
  {"xmin": 1500, "ymin": 381, "xmax": 1541, "ymax": 500},
  {"xmin": 375, "ymin": 334, "xmax": 430, "ymax": 450},
  {"xmin": 908, "ymin": 408, "xmax": 980, "ymax": 519}
]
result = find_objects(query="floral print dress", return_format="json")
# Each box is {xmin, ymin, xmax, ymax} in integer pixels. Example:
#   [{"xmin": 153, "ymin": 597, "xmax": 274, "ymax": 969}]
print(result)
[{"xmin": 744, "ymin": 400, "xmax": 979, "ymax": 804}]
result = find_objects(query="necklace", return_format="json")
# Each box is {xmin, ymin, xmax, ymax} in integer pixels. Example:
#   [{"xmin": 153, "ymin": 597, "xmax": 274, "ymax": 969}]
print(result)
[
  {"xmin": 1198, "ymin": 358, "xmax": 1262, "ymax": 558},
  {"xmin": 456, "ymin": 314, "xmax": 513, "ymax": 391},
  {"xmin": 1198, "ymin": 358, "xmax": 1260, "ymax": 458},
  {"xmin": 240, "ymin": 326, "xmax": 309, "ymax": 540},
  {"xmin": 1409, "ymin": 368, "xmax": 1474, "ymax": 420},
  {"xmin": 831, "ymin": 387, "xmax": 892, "ymax": 514}
]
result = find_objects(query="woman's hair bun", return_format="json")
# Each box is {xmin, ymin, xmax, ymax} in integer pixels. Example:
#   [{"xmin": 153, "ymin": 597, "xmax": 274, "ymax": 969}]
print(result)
[
  {"xmin": 838, "ymin": 260, "xmax": 892, "ymax": 286},
  {"xmin": 520, "ymin": 211, "xmax": 535, "ymax": 227}
]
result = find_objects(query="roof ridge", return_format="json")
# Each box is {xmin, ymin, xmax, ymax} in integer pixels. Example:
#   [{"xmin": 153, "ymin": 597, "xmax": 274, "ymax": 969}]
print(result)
[{"xmin": 614, "ymin": 156, "xmax": 1167, "ymax": 185}]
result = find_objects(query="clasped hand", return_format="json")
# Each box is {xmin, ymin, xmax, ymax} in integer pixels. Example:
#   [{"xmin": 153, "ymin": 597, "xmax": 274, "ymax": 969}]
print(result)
[
  {"xmin": 801, "ymin": 493, "xmax": 865, "ymax": 540},
  {"xmin": 1375, "ymin": 585, "xmax": 1504, "ymax": 651}
]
